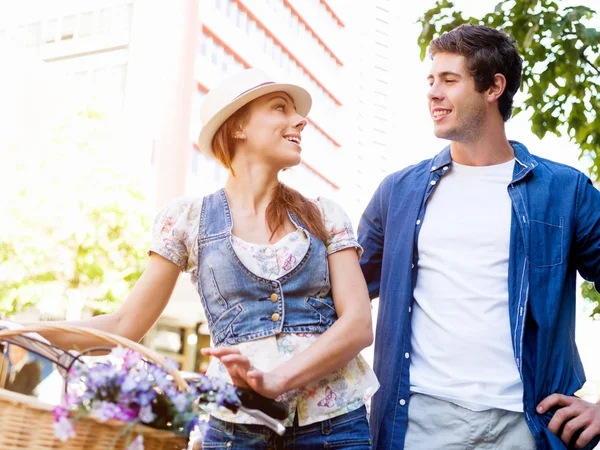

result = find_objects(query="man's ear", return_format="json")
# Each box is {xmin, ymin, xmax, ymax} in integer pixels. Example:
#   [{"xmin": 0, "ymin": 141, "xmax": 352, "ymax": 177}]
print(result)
[{"xmin": 487, "ymin": 73, "xmax": 507, "ymax": 104}]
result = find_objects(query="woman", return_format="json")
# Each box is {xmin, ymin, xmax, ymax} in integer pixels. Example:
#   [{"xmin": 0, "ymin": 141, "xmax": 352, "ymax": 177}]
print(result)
[{"xmin": 37, "ymin": 69, "xmax": 378, "ymax": 448}]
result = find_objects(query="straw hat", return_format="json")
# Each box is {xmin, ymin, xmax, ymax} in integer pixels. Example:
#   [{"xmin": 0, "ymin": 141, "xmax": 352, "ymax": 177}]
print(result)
[{"xmin": 197, "ymin": 68, "xmax": 312, "ymax": 157}]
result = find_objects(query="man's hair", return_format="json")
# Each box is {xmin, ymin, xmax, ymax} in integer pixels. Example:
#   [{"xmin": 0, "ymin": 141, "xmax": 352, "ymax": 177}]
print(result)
[{"xmin": 429, "ymin": 24, "xmax": 523, "ymax": 121}]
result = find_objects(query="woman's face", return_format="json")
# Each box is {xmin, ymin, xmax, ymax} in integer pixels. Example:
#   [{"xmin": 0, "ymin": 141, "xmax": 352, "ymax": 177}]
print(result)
[{"xmin": 237, "ymin": 91, "xmax": 307, "ymax": 169}]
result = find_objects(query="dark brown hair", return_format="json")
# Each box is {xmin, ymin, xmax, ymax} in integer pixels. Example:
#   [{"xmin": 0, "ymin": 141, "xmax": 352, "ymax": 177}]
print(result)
[
  {"xmin": 429, "ymin": 24, "xmax": 523, "ymax": 121},
  {"xmin": 212, "ymin": 105, "xmax": 328, "ymax": 243}
]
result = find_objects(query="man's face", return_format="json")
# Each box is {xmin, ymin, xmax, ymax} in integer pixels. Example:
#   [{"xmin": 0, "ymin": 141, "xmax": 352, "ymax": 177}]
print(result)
[{"xmin": 427, "ymin": 52, "xmax": 487, "ymax": 142}]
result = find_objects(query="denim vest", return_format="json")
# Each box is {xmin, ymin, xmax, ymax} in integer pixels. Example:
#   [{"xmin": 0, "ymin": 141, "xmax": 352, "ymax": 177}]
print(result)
[{"xmin": 197, "ymin": 189, "xmax": 337, "ymax": 346}]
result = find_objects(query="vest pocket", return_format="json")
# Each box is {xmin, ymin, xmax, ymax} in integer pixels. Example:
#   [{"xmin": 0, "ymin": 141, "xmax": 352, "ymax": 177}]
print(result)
[
  {"xmin": 212, "ymin": 304, "xmax": 245, "ymax": 344},
  {"xmin": 529, "ymin": 218, "xmax": 563, "ymax": 268},
  {"xmin": 305, "ymin": 297, "xmax": 338, "ymax": 326}
]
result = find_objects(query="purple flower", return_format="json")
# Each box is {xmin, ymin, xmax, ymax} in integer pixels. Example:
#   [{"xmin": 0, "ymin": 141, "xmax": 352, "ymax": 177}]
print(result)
[
  {"xmin": 52, "ymin": 405, "xmax": 69, "ymax": 422},
  {"xmin": 171, "ymin": 392, "xmax": 189, "ymax": 414},
  {"xmin": 136, "ymin": 390, "xmax": 157, "ymax": 407},
  {"xmin": 93, "ymin": 401, "xmax": 122, "ymax": 422},
  {"xmin": 163, "ymin": 357, "xmax": 179, "ymax": 373},
  {"xmin": 121, "ymin": 373, "xmax": 138, "ymax": 393},
  {"xmin": 52, "ymin": 416, "xmax": 76, "ymax": 442},
  {"xmin": 139, "ymin": 405, "xmax": 155, "ymax": 424},
  {"xmin": 124, "ymin": 351, "xmax": 143, "ymax": 369},
  {"xmin": 150, "ymin": 368, "xmax": 170, "ymax": 390}
]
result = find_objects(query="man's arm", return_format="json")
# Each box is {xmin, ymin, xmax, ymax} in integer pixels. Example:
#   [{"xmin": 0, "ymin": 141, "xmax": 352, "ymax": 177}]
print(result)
[
  {"xmin": 574, "ymin": 174, "xmax": 600, "ymax": 288},
  {"xmin": 358, "ymin": 180, "xmax": 387, "ymax": 300},
  {"xmin": 536, "ymin": 175, "xmax": 600, "ymax": 448}
]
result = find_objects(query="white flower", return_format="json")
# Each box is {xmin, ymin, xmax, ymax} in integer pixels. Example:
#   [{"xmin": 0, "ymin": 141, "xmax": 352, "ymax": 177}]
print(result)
[
  {"xmin": 52, "ymin": 416, "xmax": 76, "ymax": 442},
  {"xmin": 138, "ymin": 405, "xmax": 155, "ymax": 424},
  {"xmin": 126, "ymin": 434, "xmax": 144, "ymax": 450},
  {"xmin": 110, "ymin": 346, "xmax": 129, "ymax": 360}
]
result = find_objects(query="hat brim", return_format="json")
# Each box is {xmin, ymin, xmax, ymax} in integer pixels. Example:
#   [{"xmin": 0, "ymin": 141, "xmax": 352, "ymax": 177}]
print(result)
[{"xmin": 197, "ymin": 82, "xmax": 312, "ymax": 158}]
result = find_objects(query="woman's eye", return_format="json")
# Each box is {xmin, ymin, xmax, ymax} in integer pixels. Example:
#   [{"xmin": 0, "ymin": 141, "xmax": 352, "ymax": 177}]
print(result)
[{"xmin": 275, "ymin": 104, "xmax": 285, "ymax": 111}]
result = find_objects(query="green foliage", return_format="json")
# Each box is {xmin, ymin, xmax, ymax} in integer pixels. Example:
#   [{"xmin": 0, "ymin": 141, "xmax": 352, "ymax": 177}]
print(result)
[
  {"xmin": 418, "ymin": 0, "xmax": 600, "ymax": 181},
  {"xmin": 0, "ymin": 107, "xmax": 153, "ymax": 317},
  {"xmin": 418, "ymin": 0, "xmax": 600, "ymax": 317},
  {"xmin": 582, "ymin": 281, "xmax": 600, "ymax": 319}
]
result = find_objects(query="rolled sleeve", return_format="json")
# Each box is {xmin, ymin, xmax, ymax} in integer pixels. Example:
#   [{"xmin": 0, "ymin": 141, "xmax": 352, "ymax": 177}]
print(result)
[
  {"xmin": 148, "ymin": 197, "xmax": 200, "ymax": 271},
  {"xmin": 316, "ymin": 197, "xmax": 363, "ymax": 257}
]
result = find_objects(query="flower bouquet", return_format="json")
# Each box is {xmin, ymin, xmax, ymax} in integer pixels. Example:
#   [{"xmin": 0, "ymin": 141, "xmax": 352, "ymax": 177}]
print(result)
[
  {"xmin": 0, "ymin": 324, "xmax": 241, "ymax": 450},
  {"xmin": 53, "ymin": 347, "xmax": 241, "ymax": 450}
]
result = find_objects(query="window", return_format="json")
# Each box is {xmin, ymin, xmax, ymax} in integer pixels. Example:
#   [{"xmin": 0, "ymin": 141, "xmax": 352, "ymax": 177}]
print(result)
[
  {"xmin": 60, "ymin": 15, "xmax": 76, "ymax": 41},
  {"xmin": 26, "ymin": 22, "xmax": 41, "ymax": 47},
  {"xmin": 78, "ymin": 11, "xmax": 95, "ymax": 38},
  {"xmin": 113, "ymin": 4, "xmax": 133, "ymax": 32},
  {"xmin": 98, "ymin": 8, "xmax": 111, "ymax": 34},
  {"xmin": 44, "ymin": 18, "xmax": 58, "ymax": 43}
]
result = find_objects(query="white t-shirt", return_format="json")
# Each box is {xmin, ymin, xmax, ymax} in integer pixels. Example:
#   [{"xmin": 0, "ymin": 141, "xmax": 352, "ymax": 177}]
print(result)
[{"xmin": 409, "ymin": 159, "xmax": 524, "ymax": 412}]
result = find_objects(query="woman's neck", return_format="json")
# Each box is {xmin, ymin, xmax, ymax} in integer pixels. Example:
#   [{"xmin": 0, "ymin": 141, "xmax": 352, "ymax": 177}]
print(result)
[{"xmin": 224, "ymin": 169, "xmax": 280, "ymax": 215}]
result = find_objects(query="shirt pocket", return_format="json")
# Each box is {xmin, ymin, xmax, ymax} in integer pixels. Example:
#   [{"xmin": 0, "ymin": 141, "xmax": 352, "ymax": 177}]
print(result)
[{"xmin": 529, "ymin": 218, "xmax": 564, "ymax": 268}]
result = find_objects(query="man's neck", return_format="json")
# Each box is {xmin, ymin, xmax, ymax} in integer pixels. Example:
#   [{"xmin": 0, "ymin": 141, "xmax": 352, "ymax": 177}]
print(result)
[{"xmin": 450, "ymin": 124, "xmax": 515, "ymax": 166}]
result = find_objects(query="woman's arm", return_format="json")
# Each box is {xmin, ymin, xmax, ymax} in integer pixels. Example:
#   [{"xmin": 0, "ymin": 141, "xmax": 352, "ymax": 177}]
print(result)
[
  {"xmin": 33, "ymin": 254, "xmax": 181, "ymax": 350},
  {"xmin": 203, "ymin": 247, "xmax": 373, "ymax": 398}
]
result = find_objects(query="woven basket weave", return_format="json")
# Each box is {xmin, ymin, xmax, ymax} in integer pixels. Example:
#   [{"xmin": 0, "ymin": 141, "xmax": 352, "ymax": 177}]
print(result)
[{"xmin": 0, "ymin": 325, "xmax": 190, "ymax": 450}]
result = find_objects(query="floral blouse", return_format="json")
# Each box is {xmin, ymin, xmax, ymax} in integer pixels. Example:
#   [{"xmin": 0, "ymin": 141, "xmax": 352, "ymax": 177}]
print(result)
[{"xmin": 149, "ymin": 196, "xmax": 379, "ymax": 427}]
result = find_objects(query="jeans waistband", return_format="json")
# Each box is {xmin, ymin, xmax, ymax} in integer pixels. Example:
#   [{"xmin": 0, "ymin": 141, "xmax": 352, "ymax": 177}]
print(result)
[{"xmin": 208, "ymin": 405, "xmax": 367, "ymax": 438}]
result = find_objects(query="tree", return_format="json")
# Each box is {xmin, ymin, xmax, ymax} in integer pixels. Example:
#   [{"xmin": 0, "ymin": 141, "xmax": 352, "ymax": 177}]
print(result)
[
  {"xmin": 0, "ymin": 105, "xmax": 154, "ymax": 318},
  {"xmin": 417, "ymin": 0, "xmax": 600, "ymax": 317}
]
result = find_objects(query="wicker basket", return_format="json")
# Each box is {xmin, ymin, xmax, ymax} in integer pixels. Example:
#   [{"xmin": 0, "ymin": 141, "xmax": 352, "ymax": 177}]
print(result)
[{"xmin": 0, "ymin": 325, "xmax": 191, "ymax": 450}]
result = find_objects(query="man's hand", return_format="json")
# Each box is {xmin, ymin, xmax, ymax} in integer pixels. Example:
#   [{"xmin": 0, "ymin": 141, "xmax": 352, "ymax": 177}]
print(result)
[
  {"xmin": 537, "ymin": 394, "xmax": 600, "ymax": 448},
  {"xmin": 201, "ymin": 347, "xmax": 287, "ymax": 400}
]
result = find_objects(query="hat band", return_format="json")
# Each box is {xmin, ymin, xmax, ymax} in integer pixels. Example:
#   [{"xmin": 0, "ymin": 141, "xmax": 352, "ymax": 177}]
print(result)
[{"xmin": 233, "ymin": 81, "xmax": 276, "ymax": 100}]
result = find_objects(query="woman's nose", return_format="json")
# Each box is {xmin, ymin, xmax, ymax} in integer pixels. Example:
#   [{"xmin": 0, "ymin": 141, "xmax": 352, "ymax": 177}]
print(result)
[{"xmin": 294, "ymin": 114, "xmax": 307, "ymax": 132}]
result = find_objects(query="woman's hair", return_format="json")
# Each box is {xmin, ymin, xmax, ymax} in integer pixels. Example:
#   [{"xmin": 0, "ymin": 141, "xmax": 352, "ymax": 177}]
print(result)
[{"xmin": 211, "ymin": 104, "xmax": 328, "ymax": 243}]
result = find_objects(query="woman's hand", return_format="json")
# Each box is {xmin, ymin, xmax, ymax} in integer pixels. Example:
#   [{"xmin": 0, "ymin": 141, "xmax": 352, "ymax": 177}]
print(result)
[{"xmin": 202, "ymin": 347, "xmax": 287, "ymax": 399}]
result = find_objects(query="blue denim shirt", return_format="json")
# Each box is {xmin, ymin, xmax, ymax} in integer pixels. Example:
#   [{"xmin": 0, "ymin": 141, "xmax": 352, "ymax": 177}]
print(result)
[
  {"xmin": 197, "ymin": 189, "xmax": 337, "ymax": 346},
  {"xmin": 358, "ymin": 141, "xmax": 600, "ymax": 450}
]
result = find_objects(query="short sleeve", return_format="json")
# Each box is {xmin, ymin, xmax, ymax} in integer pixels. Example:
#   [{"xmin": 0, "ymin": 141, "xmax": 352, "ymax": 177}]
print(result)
[
  {"xmin": 315, "ymin": 197, "xmax": 363, "ymax": 257},
  {"xmin": 148, "ymin": 197, "xmax": 201, "ymax": 271}
]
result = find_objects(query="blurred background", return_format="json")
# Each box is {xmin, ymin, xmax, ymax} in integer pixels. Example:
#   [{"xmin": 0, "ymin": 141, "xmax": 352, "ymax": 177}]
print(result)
[{"xmin": 0, "ymin": 0, "xmax": 598, "ymax": 403}]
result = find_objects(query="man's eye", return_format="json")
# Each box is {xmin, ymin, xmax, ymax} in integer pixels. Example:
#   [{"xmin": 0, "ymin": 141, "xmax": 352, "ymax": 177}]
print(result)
[
  {"xmin": 446, "ymin": 79, "xmax": 456, "ymax": 83},
  {"xmin": 275, "ymin": 104, "xmax": 285, "ymax": 111}
]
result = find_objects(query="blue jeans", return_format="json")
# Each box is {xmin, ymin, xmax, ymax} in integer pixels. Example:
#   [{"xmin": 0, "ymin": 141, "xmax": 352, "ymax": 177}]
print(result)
[{"xmin": 201, "ymin": 405, "xmax": 372, "ymax": 449}]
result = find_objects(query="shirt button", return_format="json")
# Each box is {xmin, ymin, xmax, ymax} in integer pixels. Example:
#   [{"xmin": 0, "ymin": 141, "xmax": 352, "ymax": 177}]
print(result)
[
  {"xmin": 270, "ymin": 293, "xmax": 278, "ymax": 302},
  {"xmin": 430, "ymin": 180, "xmax": 437, "ymax": 186},
  {"xmin": 265, "ymin": 248, "xmax": 274, "ymax": 256},
  {"xmin": 405, "ymin": 352, "xmax": 410, "ymax": 359},
  {"xmin": 431, "ymin": 166, "xmax": 436, "ymax": 171},
  {"xmin": 271, "ymin": 313, "xmax": 280, "ymax": 322},
  {"xmin": 408, "ymin": 306, "xmax": 412, "ymax": 313},
  {"xmin": 399, "ymin": 399, "xmax": 406, "ymax": 406},
  {"xmin": 416, "ymin": 220, "xmax": 421, "ymax": 225},
  {"xmin": 411, "ymin": 263, "xmax": 414, "ymax": 269},
  {"xmin": 443, "ymin": 166, "xmax": 449, "ymax": 171}
]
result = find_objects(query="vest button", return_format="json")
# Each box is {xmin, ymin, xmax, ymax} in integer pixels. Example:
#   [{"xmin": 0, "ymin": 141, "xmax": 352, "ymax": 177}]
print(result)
[
  {"xmin": 270, "ymin": 293, "xmax": 278, "ymax": 302},
  {"xmin": 271, "ymin": 313, "xmax": 280, "ymax": 322}
]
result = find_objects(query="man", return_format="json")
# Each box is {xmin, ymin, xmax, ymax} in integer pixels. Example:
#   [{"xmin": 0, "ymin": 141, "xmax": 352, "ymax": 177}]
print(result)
[
  {"xmin": 5, "ymin": 344, "xmax": 42, "ymax": 396},
  {"xmin": 359, "ymin": 24, "xmax": 600, "ymax": 450}
]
